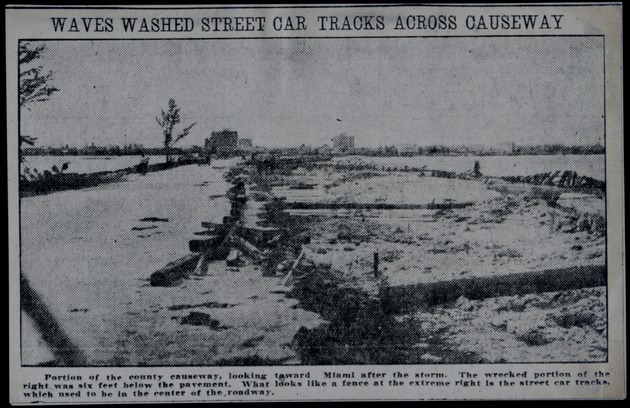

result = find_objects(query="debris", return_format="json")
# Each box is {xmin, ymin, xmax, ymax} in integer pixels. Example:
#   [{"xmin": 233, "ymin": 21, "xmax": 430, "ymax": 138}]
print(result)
[
  {"xmin": 139, "ymin": 217, "xmax": 169, "ymax": 223},
  {"xmin": 241, "ymin": 335, "xmax": 265, "ymax": 348},
  {"xmin": 420, "ymin": 353, "xmax": 443, "ymax": 363},
  {"xmin": 279, "ymin": 249, "xmax": 306, "ymax": 287},
  {"xmin": 233, "ymin": 236, "xmax": 266, "ymax": 261},
  {"xmin": 167, "ymin": 302, "xmax": 237, "ymax": 311},
  {"xmin": 288, "ymin": 183, "xmax": 316, "ymax": 190},
  {"xmin": 515, "ymin": 329, "xmax": 553, "ymax": 346},
  {"xmin": 283, "ymin": 201, "xmax": 473, "ymax": 210},
  {"xmin": 193, "ymin": 252, "xmax": 210, "ymax": 276},
  {"xmin": 189, "ymin": 236, "xmax": 221, "ymax": 253},
  {"xmin": 193, "ymin": 230, "xmax": 218, "ymax": 236},
  {"xmin": 201, "ymin": 221, "xmax": 230, "ymax": 232},
  {"xmin": 238, "ymin": 225, "xmax": 282, "ymax": 244},
  {"xmin": 150, "ymin": 253, "xmax": 201, "ymax": 287},
  {"xmin": 131, "ymin": 225, "xmax": 158, "ymax": 231},
  {"xmin": 276, "ymin": 260, "xmax": 292, "ymax": 274},
  {"xmin": 180, "ymin": 312, "xmax": 225, "ymax": 330},
  {"xmin": 226, "ymin": 249, "xmax": 242, "ymax": 267}
]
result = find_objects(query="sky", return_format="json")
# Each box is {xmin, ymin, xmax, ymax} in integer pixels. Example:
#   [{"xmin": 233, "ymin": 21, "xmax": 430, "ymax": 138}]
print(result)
[{"xmin": 20, "ymin": 37, "xmax": 604, "ymax": 148}]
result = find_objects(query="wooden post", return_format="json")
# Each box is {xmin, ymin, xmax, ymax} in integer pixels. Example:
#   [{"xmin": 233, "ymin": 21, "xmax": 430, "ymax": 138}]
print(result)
[
  {"xmin": 193, "ymin": 252, "xmax": 210, "ymax": 276},
  {"xmin": 373, "ymin": 252, "xmax": 379, "ymax": 278},
  {"xmin": 279, "ymin": 249, "xmax": 306, "ymax": 287}
]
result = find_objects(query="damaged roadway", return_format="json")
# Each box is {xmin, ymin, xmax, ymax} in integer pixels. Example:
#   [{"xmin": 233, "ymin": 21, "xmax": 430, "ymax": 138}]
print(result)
[{"xmin": 233, "ymin": 157, "xmax": 606, "ymax": 364}]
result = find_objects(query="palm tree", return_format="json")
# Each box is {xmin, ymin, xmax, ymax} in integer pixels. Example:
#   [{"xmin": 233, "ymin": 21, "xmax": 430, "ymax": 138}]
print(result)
[{"xmin": 156, "ymin": 99, "xmax": 196, "ymax": 163}]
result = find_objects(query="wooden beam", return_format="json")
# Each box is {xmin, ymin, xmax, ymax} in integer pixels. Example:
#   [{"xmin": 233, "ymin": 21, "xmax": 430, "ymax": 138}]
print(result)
[
  {"xmin": 380, "ymin": 264, "xmax": 607, "ymax": 313},
  {"xmin": 233, "ymin": 235, "xmax": 266, "ymax": 261},
  {"xmin": 226, "ymin": 249, "xmax": 242, "ymax": 267},
  {"xmin": 279, "ymin": 249, "xmax": 306, "ymax": 287},
  {"xmin": 281, "ymin": 201, "xmax": 474, "ymax": 210},
  {"xmin": 150, "ymin": 253, "xmax": 201, "ymax": 287},
  {"xmin": 189, "ymin": 236, "xmax": 220, "ymax": 253},
  {"xmin": 193, "ymin": 252, "xmax": 210, "ymax": 276}
]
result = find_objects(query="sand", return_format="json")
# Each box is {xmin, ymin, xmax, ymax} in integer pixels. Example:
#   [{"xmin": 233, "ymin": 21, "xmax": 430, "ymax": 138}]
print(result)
[{"xmin": 20, "ymin": 160, "xmax": 323, "ymax": 366}]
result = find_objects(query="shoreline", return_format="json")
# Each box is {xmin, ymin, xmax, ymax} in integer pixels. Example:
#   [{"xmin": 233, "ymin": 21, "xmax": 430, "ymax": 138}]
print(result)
[{"xmin": 19, "ymin": 158, "xmax": 200, "ymax": 198}]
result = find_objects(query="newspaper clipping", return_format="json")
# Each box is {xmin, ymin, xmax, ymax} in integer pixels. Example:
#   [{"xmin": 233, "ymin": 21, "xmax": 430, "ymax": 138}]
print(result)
[{"xmin": 7, "ymin": 3, "xmax": 625, "ymax": 403}]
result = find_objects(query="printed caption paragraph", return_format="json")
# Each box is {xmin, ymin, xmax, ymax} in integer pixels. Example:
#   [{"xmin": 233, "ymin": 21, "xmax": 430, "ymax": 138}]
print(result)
[{"xmin": 23, "ymin": 369, "xmax": 613, "ymax": 401}]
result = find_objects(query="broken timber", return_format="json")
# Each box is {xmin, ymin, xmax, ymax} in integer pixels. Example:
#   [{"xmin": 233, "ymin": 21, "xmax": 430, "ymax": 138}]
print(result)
[
  {"xmin": 151, "ymin": 225, "xmax": 237, "ymax": 287},
  {"xmin": 200, "ymin": 221, "xmax": 230, "ymax": 233},
  {"xmin": 232, "ymin": 235, "xmax": 266, "ymax": 261},
  {"xmin": 380, "ymin": 264, "xmax": 606, "ymax": 313},
  {"xmin": 189, "ymin": 236, "xmax": 222, "ymax": 253},
  {"xmin": 282, "ymin": 201, "xmax": 474, "ymax": 210},
  {"xmin": 193, "ymin": 252, "xmax": 211, "ymax": 276},
  {"xmin": 279, "ymin": 249, "xmax": 306, "ymax": 287},
  {"xmin": 150, "ymin": 253, "xmax": 201, "ymax": 287},
  {"xmin": 226, "ymin": 249, "xmax": 242, "ymax": 267},
  {"xmin": 237, "ymin": 225, "xmax": 282, "ymax": 244},
  {"xmin": 149, "ymin": 176, "xmax": 249, "ymax": 287}
]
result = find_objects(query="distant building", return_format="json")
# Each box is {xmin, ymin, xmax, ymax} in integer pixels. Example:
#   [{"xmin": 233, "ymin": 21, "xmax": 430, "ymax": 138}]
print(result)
[
  {"xmin": 238, "ymin": 138, "xmax": 253, "ymax": 150},
  {"xmin": 332, "ymin": 133, "xmax": 355, "ymax": 154},
  {"xmin": 316, "ymin": 144, "xmax": 332, "ymax": 156},
  {"xmin": 398, "ymin": 144, "xmax": 418, "ymax": 156},
  {"xmin": 205, "ymin": 130, "xmax": 238, "ymax": 153}
]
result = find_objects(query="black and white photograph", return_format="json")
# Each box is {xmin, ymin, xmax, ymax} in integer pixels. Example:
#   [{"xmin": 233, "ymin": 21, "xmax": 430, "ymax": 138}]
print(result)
[{"xmin": 8, "ymin": 3, "xmax": 624, "ymax": 403}]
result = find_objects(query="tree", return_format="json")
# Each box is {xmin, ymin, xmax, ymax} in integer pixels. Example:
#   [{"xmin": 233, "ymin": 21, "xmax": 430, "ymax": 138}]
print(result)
[
  {"xmin": 156, "ymin": 99, "xmax": 196, "ymax": 163},
  {"xmin": 19, "ymin": 43, "xmax": 59, "ymax": 152}
]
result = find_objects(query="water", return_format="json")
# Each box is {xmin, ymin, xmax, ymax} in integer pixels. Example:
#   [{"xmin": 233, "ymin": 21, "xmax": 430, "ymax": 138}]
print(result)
[
  {"xmin": 334, "ymin": 154, "xmax": 606, "ymax": 181},
  {"xmin": 21, "ymin": 155, "xmax": 162, "ymax": 174},
  {"xmin": 23, "ymin": 154, "xmax": 606, "ymax": 181}
]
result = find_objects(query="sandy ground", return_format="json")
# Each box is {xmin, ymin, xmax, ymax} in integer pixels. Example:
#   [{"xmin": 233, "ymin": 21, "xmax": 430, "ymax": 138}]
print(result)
[
  {"xmin": 272, "ymin": 169, "xmax": 605, "ymax": 287},
  {"xmin": 333, "ymin": 154, "xmax": 606, "ymax": 180},
  {"xmin": 264, "ymin": 166, "xmax": 607, "ymax": 363},
  {"xmin": 20, "ymin": 161, "xmax": 323, "ymax": 365},
  {"xmin": 399, "ymin": 286, "xmax": 607, "ymax": 363}
]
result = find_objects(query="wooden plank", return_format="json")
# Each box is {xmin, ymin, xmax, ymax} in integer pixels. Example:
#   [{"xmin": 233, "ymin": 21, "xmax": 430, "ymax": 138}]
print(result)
[
  {"xmin": 239, "ymin": 225, "xmax": 282, "ymax": 243},
  {"xmin": 266, "ymin": 234, "xmax": 283, "ymax": 247},
  {"xmin": 233, "ymin": 235, "xmax": 265, "ymax": 260},
  {"xmin": 150, "ymin": 253, "xmax": 201, "ymax": 287},
  {"xmin": 193, "ymin": 230, "xmax": 218, "ymax": 236},
  {"xmin": 380, "ymin": 264, "xmax": 607, "ymax": 313},
  {"xmin": 193, "ymin": 252, "xmax": 210, "ymax": 276},
  {"xmin": 189, "ymin": 236, "xmax": 220, "ymax": 253},
  {"xmin": 279, "ymin": 249, "xmax": 306, "ymax": 287},
  {"xmin": 282, "ymin": 201, "xmax": 474, "ymax": 210},
  {"xmin": 226, "ymin": 249, "xmax": 242, "ymax": 267}
]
